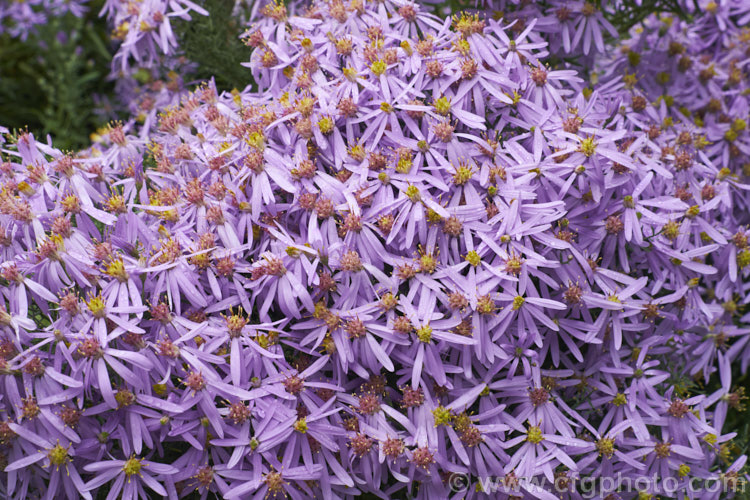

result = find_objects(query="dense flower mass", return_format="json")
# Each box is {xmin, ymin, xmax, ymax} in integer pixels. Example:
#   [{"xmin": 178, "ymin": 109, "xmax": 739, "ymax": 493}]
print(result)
[{"xmin": 2, "ymin": 0, "xmax": 750, "ymax": 499}]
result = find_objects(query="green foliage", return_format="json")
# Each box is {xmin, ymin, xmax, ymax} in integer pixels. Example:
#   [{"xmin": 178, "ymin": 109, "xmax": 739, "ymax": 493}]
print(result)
[
  {"xmin": 27, "ymin": 302, "xmax": 53, "ymax": 330},
  {"xmin": 174, "ymin": 0, "xmax": 254, "ymax": 92},
  {"xmin": 603, "ymin": 0, "xmax": 695, "ymax": 31},
  {"xmin": 0, "ymin": 1, "xmax": 116, "ymax": 150}
]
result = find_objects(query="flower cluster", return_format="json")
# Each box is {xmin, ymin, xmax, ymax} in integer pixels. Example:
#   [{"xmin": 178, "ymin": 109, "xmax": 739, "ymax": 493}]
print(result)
[
  {"xmin": 478, "ymin": 0, "xmax": 620, "ymax": 59},
  {"xmin": 599, "ymin": 0, "xmax": 750, "ymax": 181},
  {"xmin": 0, "ymin": 0, "xmax": 88, "ymax": 40},
  {"xmin": 100, "ymin": 0, "xmax": 208, "ymax": 72},
  {"xmin": 1, "ymin": 0, "xmax": 750, "ymax": 499}
]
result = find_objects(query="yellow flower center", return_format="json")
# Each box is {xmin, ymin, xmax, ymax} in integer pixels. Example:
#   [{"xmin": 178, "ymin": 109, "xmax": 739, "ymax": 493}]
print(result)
[
  {"xmin": 122, "ymin": 456, "xmax": 143, "ymax": 476},
  {"xmin": 370, "ymin": 60, "xmax": 387, "ymax": 76},
  {"xmin": 465, "ymin": 251, "xmax": 481, "ymax": 267},
  {"xmin": 48, "ymin": 443, "xmax": 70, "ymax": 467},
  {"xmin": 417, "ymin": 325, "xmax": 432, "ymax": 343},
  {"xmin": 527, "ymin": 426, "xmax": 543, "ymax": 444},
  {"xmin": 87, "ymin": 295, "xmax": 107, "ymax": 318},
  {"xmin": 578, "ymin": 137, "xmax": 597, "ymax": 157},
  {"xmin": 611, "ymin": 393, "xmax": 627, "ymax": 406},
  {"xmin": 294, "ymin": 418, "xmax": 308, "ymax": 433},
  {"xmin": 432, "ymin": 406, "xmax": 452, "ymax": 426}
]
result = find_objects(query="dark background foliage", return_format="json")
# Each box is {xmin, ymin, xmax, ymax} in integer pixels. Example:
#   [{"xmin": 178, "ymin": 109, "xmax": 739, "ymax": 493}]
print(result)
[
  {"xmin": 174, "ymin": 0, "xmax": 253, "ymax": 92},
  {"xmin": 0, "ymin": 0, "xmax": 114, "ymax": 150}
]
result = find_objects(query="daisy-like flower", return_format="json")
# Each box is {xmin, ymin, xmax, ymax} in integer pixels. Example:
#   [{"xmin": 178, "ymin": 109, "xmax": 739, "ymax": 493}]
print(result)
[
  {"xmin": 222, "ymin": 464, "xmax": 325, "ymax": 499},
  {"xmin": 5, "ymin": 424, "xmax": 91, "ymax": 500},
  {"xmin": 83, "ymin": 454, "xmax": 178, "ymax": 499}
]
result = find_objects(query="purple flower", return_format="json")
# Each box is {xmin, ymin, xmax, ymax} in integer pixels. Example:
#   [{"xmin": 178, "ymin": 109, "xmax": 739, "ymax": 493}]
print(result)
[
  {"xmin": 83, "ymin": 455, "xmax": 178, "ymax": 498},
  {"xmin": 2, "ymin": 0, "xmax": 750, "ymax": 497}
]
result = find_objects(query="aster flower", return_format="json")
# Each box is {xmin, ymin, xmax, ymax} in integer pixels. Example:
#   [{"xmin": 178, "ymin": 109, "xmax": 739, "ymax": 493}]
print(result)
[
  {"xmin": 223, "ymin": 463, "xmax": 325, "ymax": 499},
  {"xmin": 71, "ymin": 335, "xmax": 153, "ymax": 409},
  {"xmin": 501, "ymin": 417, "xmax": 588, "ymax": 482},
  {"xmin": 83, "ymin": 454, "xmax": 178, "ymax": 499},
  {"xmin": 248, "ymin": 250, "xmax": 315, "ymax": 320},
  {"xmin": 4, "ymin": 425, "xmax": 91, "ymax": 500},
  {"xmin": 569, "ymin": 1, "xmax": 618, "ymax": 55},
  {"xmin": 103, "ymin": 0, "xmax": 208, "ymax": 72}
]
